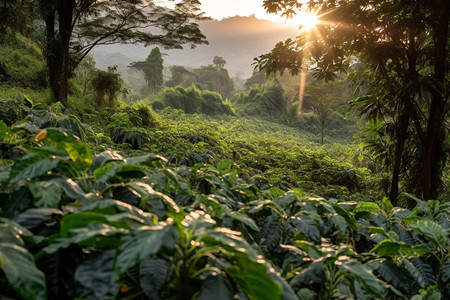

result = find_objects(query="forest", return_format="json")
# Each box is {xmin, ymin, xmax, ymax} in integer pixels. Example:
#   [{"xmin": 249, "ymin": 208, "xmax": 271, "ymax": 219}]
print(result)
[{"xmin": 0, "ymin": 0, "xmax": 448, "ymax": 299}]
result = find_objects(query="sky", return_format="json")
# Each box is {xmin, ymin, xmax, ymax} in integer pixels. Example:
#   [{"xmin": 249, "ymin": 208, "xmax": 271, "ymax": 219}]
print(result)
[{"xmin": 158, "ymin": 0, "xmax": 304, "ymax": 22}]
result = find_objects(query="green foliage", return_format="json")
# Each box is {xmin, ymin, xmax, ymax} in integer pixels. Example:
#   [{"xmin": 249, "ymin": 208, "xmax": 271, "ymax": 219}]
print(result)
[
  {"xmin": 129, "ymin": 47, "xmax": 164, "ymax": 95},
  {"xmin": 90, "ymin": 66, "xmax": 123, "ymax": 107},
  {"xmin": 155, "ymin": 85, "xmax": 234, "ymax": 115},
  {"xmin": 0, "ymin": 33, "xmax": 47, "ymax": 89},
  {"xmin": 1, "ymin": 100, "xmax": 449, "ymax": 299},
  {"xmin": 233, "ymin": 79, "xmax": 289, "ymax": 118}
]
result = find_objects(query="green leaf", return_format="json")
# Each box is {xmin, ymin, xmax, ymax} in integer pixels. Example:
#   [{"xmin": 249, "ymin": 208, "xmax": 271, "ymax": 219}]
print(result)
[
  {"xmin": 114, "ymin": 222, "xmax": 177, "ymax": 275},
  {"xmin": 354, "ymin": 201, "xmax": 381, "ymax": 214},
  {"xmin": 62, "ymin": 141, "xmax": 93, "ymax": 172},
  {"xmin": 261, "ymin": 214, "xmax": 283, "ymax": 252},
  {"xmin": 27, "ymin": 180, "xmax": 63, "ymax": 208},
  {"xmin": 370, "ymin": 239, "xmax": 410, "ymax": 258},
  {"xmin": 290, "ymin": 215, "xmax": 321, "ymax": 243},
  {"xmin": 43, "ymin": 224, "xmax": 128, "ymax": 254},
  {"xmin": 404, "ymin": 218, "xmax": 446, "ymax": 248},
  {"xmin": 139, "ymin": 258, "xmax": 171, "ymax": 297},
  {"xmin": 126, "ymin": 153, "xmax": 166, "ymax": 166},
  {"xmin": 74, "ymin": 250, "xmax": 119, "ymax": 300},
  {"xmin": 338, "ymin": 260, "xmax": 385, "ymax": 299},
  {"xmin": 330, "ymin": 214, "xmax": 347, "ymax": 234},
  {"xmin": 226, "ymin": 252, "xmax": 282, "ymax": 300},
  {"xmin": 442, "ymin": 259, "xmax": 450, "ymax": 283},
  {"xmin": 181, "ymin": 210, "xmax": 216, "ymax": 232},
  {"xmin": 0, "ymin": 119, "xmax": 6, "ymax": 140},
  {"xmin": 404, "ymin": 258, "xmax": 436, "ymax": 288},
  {"xmin": 8, "ymin": 153, "xmax": 62, "ymax": 185},
  {"xmin": 378, "ymin": 260, "xmax": 410, "ymax": 293},
  {"xmin": 381, "ymin": 197, "xmax": 393, "ymax": 215},
  {"xmin": 333, "ymin": 203, "xmax": 358, "ymax": 231},
  {"xmin": 0, "ymin": 218, "xmax": 32, "ymax": 246},
  {"xmin": 410, "ymin": 285, "xmax": 442, "ymax": 300},
  {"xmin": 0, "ymin": 243, "xmax": 47, "ymax": 300},
  {"xmin": 77, "ymin": 199, "xmax": 155, "ymax": 223},
  {"xmin": 201, "ymin": 228, "xmax": 260, "ymax": 260},
  {"xmin": 198, "ymin": 274, "xmax": 234, "ymax": 300}
]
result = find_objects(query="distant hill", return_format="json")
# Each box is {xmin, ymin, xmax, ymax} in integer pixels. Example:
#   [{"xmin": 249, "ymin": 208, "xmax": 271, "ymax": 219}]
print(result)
[{"xmin": 92, "ymin": 16, "xmax": 298, "ymax": 79}]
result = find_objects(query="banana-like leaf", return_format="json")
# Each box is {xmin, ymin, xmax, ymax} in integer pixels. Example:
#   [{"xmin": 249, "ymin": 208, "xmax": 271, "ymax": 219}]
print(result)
[
  {"xmin": 114, "ymin": 222, "xmax": 178, "ymax": 275},
  {"xmin": 0, "ymin": 243, "xmax": 47, "ymax": 300}
]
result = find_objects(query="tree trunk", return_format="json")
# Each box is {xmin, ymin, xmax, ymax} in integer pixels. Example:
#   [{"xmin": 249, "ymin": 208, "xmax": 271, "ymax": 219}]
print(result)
[
  {"xmin": 389, "ymin": 112, "xmax": 409, "ymax": 205},
  {"xmin": 42, "ymin": 0, "xmax": 74, "ymax": 105},
  {"xmin": 422, "ymin": 0, "xmax": 449, "ymax": 200}
]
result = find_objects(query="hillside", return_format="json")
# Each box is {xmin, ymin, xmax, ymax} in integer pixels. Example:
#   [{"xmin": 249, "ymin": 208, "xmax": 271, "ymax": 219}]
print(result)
[{"xmin": 93, "ymin": 16, "xmax": 298, "ymax": 78}]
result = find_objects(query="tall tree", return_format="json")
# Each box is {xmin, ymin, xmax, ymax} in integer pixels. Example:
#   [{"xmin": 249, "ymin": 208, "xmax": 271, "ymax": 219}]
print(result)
[
  {"xmin": 38, "ymin": 0, "xmax": 208, "ymax": 105},
  {"xmin": 257, "ymin": 0, "xmax": 450, "ymax": 203},
  {"xmin": 129, "ymin": 47, "xmax": 164, "ymax": 94}
]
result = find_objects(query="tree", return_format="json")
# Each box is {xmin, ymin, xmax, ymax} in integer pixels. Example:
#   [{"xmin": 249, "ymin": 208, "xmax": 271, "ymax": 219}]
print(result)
[
  {"xmin": 213, "ymin": 56, "xmax": 226, "ymax": 69},
  {"xmin": 37, "ymin": 0, "xmax": 208, "ymax": 105},
  {"xmin": 90, "ymin": 66, "xmax": 123, "ymax": 107},
  {"xmin": 129, "ymin": 47, "xmax": 164, "ymax": 95},
  {"xmin": 305, "ymin": 82, "xmax": 343, "ymax": 145},
  {"xmin": 256, "ymin": 0, "xmax": 450, "ymax": 203},
  {"xmin": 244, "ymin": 70, "xmax": 267, "ymax": 90},
  {"xmin": 194, "ymin": 64, "xmax": 235, "ymax": 99},
  {"xmin": 165, "ymin": 65, "xmax": 195, "ymax": 87}
]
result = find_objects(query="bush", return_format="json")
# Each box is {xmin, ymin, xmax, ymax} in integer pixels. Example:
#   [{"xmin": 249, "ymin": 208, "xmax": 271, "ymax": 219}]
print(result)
[{"xmin": 156, "ymin": 85, "xmax": 233, "ymax": 115}]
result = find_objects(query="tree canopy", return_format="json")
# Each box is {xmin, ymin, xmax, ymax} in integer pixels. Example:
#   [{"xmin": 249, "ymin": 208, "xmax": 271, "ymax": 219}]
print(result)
[
  {"xmin": 37, "ymin": 0, "xmax": 208, "ymax": 104},
  {"xmin": 256, "ymin": 0, "xmax": 450, "ymax": 203},
  {"xmin": 129, "ymin": 47, "xmax": 164, "ymax": 95}
]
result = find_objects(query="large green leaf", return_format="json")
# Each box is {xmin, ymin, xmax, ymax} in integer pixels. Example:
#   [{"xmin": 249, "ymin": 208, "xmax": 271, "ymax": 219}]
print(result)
[
  {"xmin": 354, "ymin": 201, "xmax": 381, "ymax": 214},
  {"xmin": 197, "ymin": 273, "xmax": 234, "ymax": 300},
  {"xmin": 338, "ymin": 260, "xmax": 385, "ymax": 299},
  {"xmin": 139, "ymin": 258, "xmax": 171, "ymax": 298},
  {"xmin": 0, "ymin": 243, "xmax": 47, "ymax": 300},
  {"xmin": 27, "ymin": 180, "xmax": 63, "ymax": 208},
  {"xmin": 290, "ymin": 215, "xmax": 321, "ymax": 243},
  {"xmin": 404, "ymin": 258, "xmax": 436, "ymax": 288},
  {"xmin": 404, "ymin": 217, "xmax": 446, "ymax": 248},
  {"xmin": 114, "ymin": 222, "xmax": 177, "ymax": 275},
  {"xmin": 261, "ymin": 214, "xmax": 283, "ymax": 252},
  {"xmin": 226, "ymin": 252, "xmax": 282, "ymax": 300},
  {"xmin": 8, "ymin": 153, "xmax": 63, "ymax": 185},
  {"xmin": 377, "ymin": 260, "xmax": 410, "ymax": 293},
  {"xmin": 201, "ymin": 228, "xmax": 260, "ymax": 260},
  {"xmin": 74, "ymin": 250, "xmax": 119, "ymax": 300}
]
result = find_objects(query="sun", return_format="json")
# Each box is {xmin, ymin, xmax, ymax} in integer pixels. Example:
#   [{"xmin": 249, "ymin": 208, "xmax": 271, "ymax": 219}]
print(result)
[{"xmin": 297, "ymin": 11, "xmax": 319, "ymax": 30}]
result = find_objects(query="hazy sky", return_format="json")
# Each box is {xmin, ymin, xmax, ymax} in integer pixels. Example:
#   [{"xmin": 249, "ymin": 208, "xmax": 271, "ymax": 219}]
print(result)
[{"xmin": 158, "ymin": 0, "xmax": 299, "ymax": 22}]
